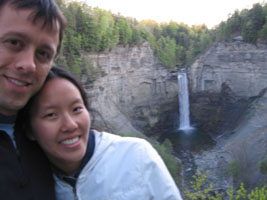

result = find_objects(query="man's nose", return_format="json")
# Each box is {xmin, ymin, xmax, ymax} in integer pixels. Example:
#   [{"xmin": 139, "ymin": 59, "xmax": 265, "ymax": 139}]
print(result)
[{"xmin": 15, "ymin": 49, "xmax": 36, "ymax": 73}]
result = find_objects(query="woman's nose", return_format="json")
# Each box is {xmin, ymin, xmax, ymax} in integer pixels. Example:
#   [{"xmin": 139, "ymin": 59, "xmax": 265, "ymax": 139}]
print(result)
[{"xmin": 60, "ymin": 114, "xmax": 78, "ymax": 132}]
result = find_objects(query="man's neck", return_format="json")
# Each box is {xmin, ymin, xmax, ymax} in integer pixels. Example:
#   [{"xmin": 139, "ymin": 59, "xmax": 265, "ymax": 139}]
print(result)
[{"xmin": 0, "ymin": 113, "xmax": 16, "ymax": 124}]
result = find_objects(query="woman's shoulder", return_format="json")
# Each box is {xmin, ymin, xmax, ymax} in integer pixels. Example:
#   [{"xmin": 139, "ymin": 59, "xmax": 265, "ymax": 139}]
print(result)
[
  {"xmin": 101, "ymin": 131, "xmax": 151, "ymax": 146},
  {"xmin": 92, "ymin": 129, "xmax": 154, "ymax": 154}
]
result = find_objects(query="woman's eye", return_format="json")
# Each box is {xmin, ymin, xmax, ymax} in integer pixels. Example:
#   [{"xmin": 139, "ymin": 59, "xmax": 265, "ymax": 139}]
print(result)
[
  {"xmin": 73, "ymin": 107, "xmax": 83, "ymax": 112},
  {"xmin": 44, "ymin": 113, "xmax": 56, "ymax": 118}
]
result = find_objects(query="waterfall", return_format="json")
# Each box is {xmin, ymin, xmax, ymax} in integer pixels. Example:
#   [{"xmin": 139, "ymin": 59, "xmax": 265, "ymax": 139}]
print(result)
[{"xmin": 177, "ymin": 72, "xmax": 192, "ymax": 131}]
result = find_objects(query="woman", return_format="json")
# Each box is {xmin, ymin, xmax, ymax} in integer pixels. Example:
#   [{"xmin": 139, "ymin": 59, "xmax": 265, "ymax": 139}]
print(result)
[{"xmin": 17, "ymin": 66, "xmax": 183, "ymax": 200}]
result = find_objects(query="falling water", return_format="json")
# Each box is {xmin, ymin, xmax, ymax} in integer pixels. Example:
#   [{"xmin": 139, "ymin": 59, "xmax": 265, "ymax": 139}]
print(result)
[{"xmin": 177, "ymin": 72, "xmax": 192, "ymax": 131}]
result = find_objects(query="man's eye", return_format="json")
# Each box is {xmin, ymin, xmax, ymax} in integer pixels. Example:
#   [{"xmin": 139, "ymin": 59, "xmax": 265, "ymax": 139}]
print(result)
[
  {"xmin": 4, "ymin": 39, "xmax": 23, "ymax": 50},
  {"xmin": 9, "ymin": 40, "xmax": 19, "ymax": 45},
  {"xmin": 36, "ymin": 50, "xmax": 52, "ymax": 63}
]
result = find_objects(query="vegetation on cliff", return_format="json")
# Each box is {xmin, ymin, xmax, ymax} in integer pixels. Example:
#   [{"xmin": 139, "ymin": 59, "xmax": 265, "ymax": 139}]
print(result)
[
  {"xmin": 185, "ymin": 170, "xmax": 267, "ymax": 200},
  {"xmin": 54, "ymin": 0, "xmax": 267, "ymax": 77},
  {"xmin": 214, "ymin": 3, "xmax": 267, "ymax": 44},
  {"xmin": 54, "ymin": 0, "xmax": 211, "ymax": 74}
]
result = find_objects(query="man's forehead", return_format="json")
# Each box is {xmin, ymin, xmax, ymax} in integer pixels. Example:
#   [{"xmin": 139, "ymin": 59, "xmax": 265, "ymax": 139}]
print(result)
[{"xmin": 0, "ymin": 2, "xmax": 60, "ymax": 30}]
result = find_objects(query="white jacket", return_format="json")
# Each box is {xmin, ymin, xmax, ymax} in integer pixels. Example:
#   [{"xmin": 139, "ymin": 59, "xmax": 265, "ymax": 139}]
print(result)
[{"xmin": 54, "ymin": 131, "xmax": 183, "ymax": 200}]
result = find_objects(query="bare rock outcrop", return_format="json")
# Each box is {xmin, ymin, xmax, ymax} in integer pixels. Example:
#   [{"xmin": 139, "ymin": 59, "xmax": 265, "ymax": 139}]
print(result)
[
  {"xmin": 189, "ymin": 38, "xmax": 267, "ymax": 189},
  {"xmin": 190, "ymin": 39, "xmax": 267, "ymax": 97},
  {"xmin": 81, "ymin": 42, "xmax": 178, "ymax": 136}
]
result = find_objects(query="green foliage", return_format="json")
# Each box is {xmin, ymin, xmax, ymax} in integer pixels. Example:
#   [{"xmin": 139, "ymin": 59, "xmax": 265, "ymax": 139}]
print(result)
[
  {"xmin": 185, "ymin": 170, "xmax": 224, "ymax": 200},
  {"xmin": 81, "ymin": 56, "xmax": 101, "ymax": 82},
  {"xmin": 185, "ymin": 170, "xmax": 267, "ymax": 200},
  {"xmin": 258, "ymin": 22, "xmax": 267, "ymax": 40},
  {"xmin": 55, "ymin": 1, "xmax": 213, "ymax": 72},
  {"xmin": 248, "ymin": 186, "xmax": 267, "ymax": 200},
  {"xmin": 214, "ymin": 2, "xmax": 267, "ymax": 44},
  {"xmin": 226, "ymin": 161, "xmax": 240, "ymax": 178},
  {"xmin": 156, "ymin": 36, "xmax": 176, "ymax": 69},
  {"xmin": 55, "ymin": 1, "xmax": 267, "ymax": 76},
  {"xmin": 242, "ymin": 20, "xmax": 258, "ymax": 43},
  {"xmin": 141, "ymin": 21, "xmax": 212, "ymax": 68},
  {"xmin": 115, "ymin": 17, "xmax": 133, "ymax": 45},
  {"xmin": 236, "ymin": 183, "xmax": 247, "ymax": 199},
  {"xmin": 260, "ymin": 154, "xmax": 267, "ymax": 184},
  {"xmin": 259, "ymin": 155, "xmax": 267, "ymax": 175},
  {"xmin": 226, "ymin": 184, "xmax": 267, "ymax": 200},
  {"xmin": 157, "ymin": 139, "xmax": 180, "ymax": 181}
]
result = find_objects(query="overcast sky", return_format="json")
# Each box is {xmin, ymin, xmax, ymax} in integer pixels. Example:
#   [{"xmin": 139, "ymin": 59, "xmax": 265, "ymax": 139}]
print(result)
[{"xmin": 82, "ymin": 0, "xmax": 264, "ymax": 28}]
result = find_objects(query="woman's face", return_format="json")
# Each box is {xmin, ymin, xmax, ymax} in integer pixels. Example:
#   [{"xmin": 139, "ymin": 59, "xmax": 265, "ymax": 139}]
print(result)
[{"xmin": 30, "ymin": 78, "xmax": 90, "ymax": 174}]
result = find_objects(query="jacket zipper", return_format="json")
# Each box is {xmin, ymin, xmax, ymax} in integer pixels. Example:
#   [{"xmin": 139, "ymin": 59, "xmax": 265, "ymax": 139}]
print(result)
[{"xmin": 73, "ymin": 185, "xmax": 79, "ymax": 200}]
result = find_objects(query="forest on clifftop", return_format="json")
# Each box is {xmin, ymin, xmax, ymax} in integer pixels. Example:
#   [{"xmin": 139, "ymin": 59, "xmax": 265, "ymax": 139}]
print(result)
[{"xmin": 55, "ymin": 0, "xmax": 267, "ymax": 77}]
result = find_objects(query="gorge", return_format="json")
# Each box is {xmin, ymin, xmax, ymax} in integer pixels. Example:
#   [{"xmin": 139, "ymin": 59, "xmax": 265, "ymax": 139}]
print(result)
[{"xmin": 80, "ymin": 38, "xmax": 267, "ymax": 191}]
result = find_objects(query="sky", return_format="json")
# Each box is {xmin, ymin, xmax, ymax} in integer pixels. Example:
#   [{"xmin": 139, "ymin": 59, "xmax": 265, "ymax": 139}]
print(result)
[{"xmin": 82, "ymin": 0, "xmax": 264, "ymax": 28}]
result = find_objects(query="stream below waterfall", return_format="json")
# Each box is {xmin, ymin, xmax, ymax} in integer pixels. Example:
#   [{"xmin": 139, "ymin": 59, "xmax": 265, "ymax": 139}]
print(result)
[
  {"xmin": 159, "ymin": 128, "xmax": 215, "ymax": 153},
  {"xmin": 158, "ymin": 127, "xmax": 216, "ymax": 187}
]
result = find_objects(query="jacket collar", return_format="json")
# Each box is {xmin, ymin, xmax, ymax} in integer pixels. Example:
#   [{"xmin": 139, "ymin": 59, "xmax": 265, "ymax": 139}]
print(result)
[{"xmin": 52, "ymin": 130, "xmax": 95, "ymax": 187}]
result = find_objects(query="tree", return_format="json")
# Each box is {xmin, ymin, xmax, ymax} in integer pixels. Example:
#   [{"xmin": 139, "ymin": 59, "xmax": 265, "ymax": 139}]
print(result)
[
  {"xmin": 115, "ymin": 17, "xmax": 133, "ymax": 45},
  {"xmin": 156, "ymin": 36, "xmax": 176, "ymax": 69},
  {"xmin": 249, "ymin": 3, "xmax": 265, "ymax": 31},
  {"xmin": 242, "ymin": 20, "xmax": 257, "ymax": 43}
]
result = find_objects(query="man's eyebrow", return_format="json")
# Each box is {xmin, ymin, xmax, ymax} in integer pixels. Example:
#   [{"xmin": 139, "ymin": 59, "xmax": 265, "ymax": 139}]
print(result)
[
  {"xmin": 38, "ymin": 44, "xmax": 57, "ymax": 55},
  {"xmin": 1, "ymin": 32, "xmax": 30, "ymax": 41}
]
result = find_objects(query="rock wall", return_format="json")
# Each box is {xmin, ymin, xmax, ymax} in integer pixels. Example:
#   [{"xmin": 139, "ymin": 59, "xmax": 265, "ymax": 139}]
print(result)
[
  {"xmin": 81, "ymin": 42, "xmax": 178, "ymax": 136},
  {"xmin": 80, "ymin": 38, "xmax": 267, "ymax": 189},
  {"xmin": 189, "ymin": 38, "xmax": 267, "ymax": 189},
  {"xmin": 188, "ymin": 38, "xmax": 267, "ymax": 136},
  {"xmin": 194, "ymin": 91, "xmax": 267, "ymax": 189},
  {"xmin": 190, "ymin": 38, "xmax": 267, "ymax": 97}
]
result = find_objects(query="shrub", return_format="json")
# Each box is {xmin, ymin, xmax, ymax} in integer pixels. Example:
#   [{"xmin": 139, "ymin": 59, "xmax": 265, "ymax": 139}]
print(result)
[
  {"xmin": 185, "ymin": 170, "xmax": 267, "ymax": 200},
  {"xmin": 185, "ymin": 170, "xmax": 224, "ymax": 200}
]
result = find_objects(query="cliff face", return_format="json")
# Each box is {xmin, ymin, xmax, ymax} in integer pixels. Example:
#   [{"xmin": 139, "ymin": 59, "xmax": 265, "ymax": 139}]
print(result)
[
  {"xmin": 190, "ymin": 38, "xmax": 267, "ymax": 97},
  {"xmin": 189, "ymin": 38, "xmax": 267, "ymax": 189},
  {"xmin": 188, "ymin": 39, "xmax": 267, "ymax": 135},
  {"xmin": 82, "ymin": 42, "xmax": 178, "ymax": 136},
  {"xmin": 81, "ymin": 39, "xmax": 267, "ymax": 189}
]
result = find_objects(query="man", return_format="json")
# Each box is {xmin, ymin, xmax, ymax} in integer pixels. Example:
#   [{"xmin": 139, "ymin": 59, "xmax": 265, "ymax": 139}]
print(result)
[{"xmin": 0, "ymin": 0, "xmax": 66, "ymax": 199}]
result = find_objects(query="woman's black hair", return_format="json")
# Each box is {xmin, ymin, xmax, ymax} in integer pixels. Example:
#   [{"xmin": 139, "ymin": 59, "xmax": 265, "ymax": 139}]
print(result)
[
  {"xmin": 45, "ymin": 65, "xmax": 90, "ymax": 110},
  {"xmin": 16, "ymin": 65, "xmax": 90, "ymax": 135}
]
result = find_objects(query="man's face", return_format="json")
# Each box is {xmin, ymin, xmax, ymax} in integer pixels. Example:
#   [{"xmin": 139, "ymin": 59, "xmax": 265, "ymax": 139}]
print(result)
[{"xmin": 0, "ymin": 3, "xmax": 60, "ymax": 116}]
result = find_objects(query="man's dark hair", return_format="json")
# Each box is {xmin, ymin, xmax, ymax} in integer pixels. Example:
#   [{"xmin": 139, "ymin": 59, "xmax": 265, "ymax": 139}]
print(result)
[{"xmin": 0, "ymin": 0, "xmax": 67, "ymax": 54}]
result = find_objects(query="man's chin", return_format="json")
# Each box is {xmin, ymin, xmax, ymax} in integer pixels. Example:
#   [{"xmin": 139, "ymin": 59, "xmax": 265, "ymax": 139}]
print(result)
[{"xmin": 0, "ymin": 99, "xmax": 29, "ymax": 116}]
